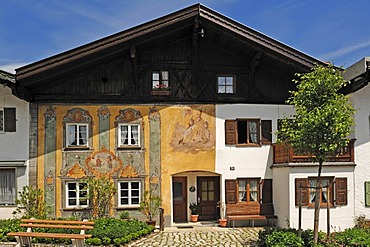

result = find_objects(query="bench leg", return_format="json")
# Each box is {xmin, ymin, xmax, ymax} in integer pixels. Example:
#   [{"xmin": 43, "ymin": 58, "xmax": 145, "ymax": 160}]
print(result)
[
  {"xmin": 72, "ymin": 239, "xmax": 85, "ymax": 247},
  {"xmin": 16, "ymin": 236, "xmax": 32, "ymax": 247}
]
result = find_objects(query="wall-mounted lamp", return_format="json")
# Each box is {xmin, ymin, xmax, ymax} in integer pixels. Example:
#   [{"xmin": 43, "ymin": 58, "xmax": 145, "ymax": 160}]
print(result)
[{"xmin": 198, "ymin": 28, "xmax": 205, "ymax": 38}]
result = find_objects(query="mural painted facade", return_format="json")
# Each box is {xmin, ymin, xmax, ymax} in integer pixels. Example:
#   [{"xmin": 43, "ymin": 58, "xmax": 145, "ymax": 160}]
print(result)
[{"xmin": 36, "ymin": 104, "xmax": 215, "ymax": 224}]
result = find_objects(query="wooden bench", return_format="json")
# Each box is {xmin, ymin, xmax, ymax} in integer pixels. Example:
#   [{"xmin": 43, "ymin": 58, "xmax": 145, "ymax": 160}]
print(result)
[
  {"xmin": 7, "ymin": 218, "xmax": 94, "ymax": 247},
  {"xmin": 226, "ymin": 203, "xmax": 277, "ymax": 228}
]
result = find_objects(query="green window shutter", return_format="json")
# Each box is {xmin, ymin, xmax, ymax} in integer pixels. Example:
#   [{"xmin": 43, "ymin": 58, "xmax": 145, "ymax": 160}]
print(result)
[{"xmin": 365, "ymin": 181, "xmax": 370, "ymax": 206}]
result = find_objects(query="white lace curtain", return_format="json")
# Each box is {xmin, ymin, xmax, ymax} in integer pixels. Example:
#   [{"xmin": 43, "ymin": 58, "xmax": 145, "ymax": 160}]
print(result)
[{"xmin": 0, "ymin": 169, "xmax": 16, "ymax": 205}]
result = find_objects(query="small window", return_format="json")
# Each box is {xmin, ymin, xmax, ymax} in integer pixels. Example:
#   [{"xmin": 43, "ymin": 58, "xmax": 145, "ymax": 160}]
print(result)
[
  {"xmin": 66, "ymin": 123, "xmax": 89, "ymax": 147},
  {"xmin": 152, "ymin": 71, "xmax": 169, "ymax": 90},
  {"xmin": 66, "ymin": 182, "xmax": 88, "ymax": 208},
  {"xmin": 0, "ymin": 168, "xmax": 16, "ymax": 205},
  {"xmin": 0, "ymin": 108, "xmax": 16, "ymax": 132},
  {"xmin": 218, "ymin": 75, "xmax": 234, "ymax": 94},
  {"xmin": 238, "ymin": 178, "xmax": 260, "ymax": 203},
  {"xmin": 118, "ymin": 181, "xmax": 141, "ymax": 207},
  {"xmin": 118, "ymin": 123, "xmax": 140, "ymax": 147},
  {"xmin": 308, "ymin": 178, "xmax": 333, "ymax": 205}
]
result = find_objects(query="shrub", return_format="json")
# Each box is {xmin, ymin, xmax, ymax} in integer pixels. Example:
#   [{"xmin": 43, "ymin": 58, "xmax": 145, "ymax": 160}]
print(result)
[
  {"xmin": 12, "ymin": 186, "xmax": 49, "ymax": 219},
  {"xmin": 264, "ymin": 230, "xmax": 304, "ymax": 247},
  {"xmin": 119, "ymin": 210, "xmax": 130, "ymax": 219}
]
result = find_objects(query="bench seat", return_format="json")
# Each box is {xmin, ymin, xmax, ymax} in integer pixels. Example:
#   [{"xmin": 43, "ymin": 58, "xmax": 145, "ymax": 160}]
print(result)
[
  {"xmin": 227, "ymin": 214, "xmax": 277, "ymax": 227},
  {"xmin": 7, "ymin": 232, "xmax": 92, "ymax": 239}
]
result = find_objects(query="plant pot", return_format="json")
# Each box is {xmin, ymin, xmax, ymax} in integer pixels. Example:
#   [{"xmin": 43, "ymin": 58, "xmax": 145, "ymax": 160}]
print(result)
[
  {"xmin": 219, "ymin": 218, "xmax": 227, "ymax": 227},
  {"xmin": 190, "ymin": 214, "xmax": 199, "ymax": 222}
]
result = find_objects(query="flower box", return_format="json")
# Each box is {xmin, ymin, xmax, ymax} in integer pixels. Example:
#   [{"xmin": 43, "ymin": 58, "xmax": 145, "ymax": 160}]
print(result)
[{"xmin": 150, "ymin": 90, "xmax": 171, "ymax": 96}]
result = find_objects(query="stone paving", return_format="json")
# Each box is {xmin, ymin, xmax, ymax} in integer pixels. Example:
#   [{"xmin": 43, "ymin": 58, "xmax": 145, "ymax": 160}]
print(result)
[{"xmin": 129, "ymin": 224, "xmax": 262, "ymax": 247}]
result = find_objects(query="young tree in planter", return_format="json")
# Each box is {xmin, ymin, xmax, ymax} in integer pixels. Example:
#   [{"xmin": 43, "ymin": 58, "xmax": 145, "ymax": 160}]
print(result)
[{"xmin": 278, "ymin": 64, "xmax": 355, "ymax": 244}]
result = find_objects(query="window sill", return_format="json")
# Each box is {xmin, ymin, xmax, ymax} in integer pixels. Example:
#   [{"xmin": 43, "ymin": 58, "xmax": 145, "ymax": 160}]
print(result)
[
  {"xmin": 117, "ymin": 206, "xmax": 140, "ymax": 209},
  {"xmin": 234, "ymin": 144, "xmax": 261, "ymax": 147},
  {"xmin": 62, "ymin": 207, "xmax": 90, "ymax": 211},
  {"xmin": 150, "ymin": 91, "xmax": 171, "ymax": 96},
  {"xmin": 117, "ymin": 146, "xmax": 141, "ymax": 150},
  {"xmin": 64, "ymin": 146, "xmax": 91, "ymax": 151}
]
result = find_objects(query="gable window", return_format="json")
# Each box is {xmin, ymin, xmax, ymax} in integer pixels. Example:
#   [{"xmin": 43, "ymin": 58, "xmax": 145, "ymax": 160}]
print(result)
[
  {"xmin": 0, "ymin": 108, "xmax": 16, "ymax": 132},
  {"xmin": 66, "ymin": 123, "xmax": 88, "ymax": 147},
  {"xmin": 118, "ymin": 181, "xmax": 141, "ymax": 207},
  {"xmin": 152, "ymin": 71, "xmax": 169, "ymax": 90},
  {"xmin": 66, "ymin": 181, "xmax": 88, "ymax": 208},
  {"xmin": 295, "ymin": 177, "xmax": 347, "ymax": 207},
  {"xmin": 225, "ymin": 119, "xmax": 272, "ymax": 146},
  {"xmin": 118, "ymin": 124, "xmax": 140, "ymax": 147},
  {"xmin": 218, "ymin": 75, "xmax": 234, "ymax": 94},
  {"xmin": 0, "ymin": 168, "xmax": 16, "ymax": 205}
]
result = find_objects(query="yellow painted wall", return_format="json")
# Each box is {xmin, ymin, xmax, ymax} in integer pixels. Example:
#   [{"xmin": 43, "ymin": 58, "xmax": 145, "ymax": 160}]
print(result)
[{"xmin": 37, "ymin": 104, "xmax": 215, "ymax": 218}]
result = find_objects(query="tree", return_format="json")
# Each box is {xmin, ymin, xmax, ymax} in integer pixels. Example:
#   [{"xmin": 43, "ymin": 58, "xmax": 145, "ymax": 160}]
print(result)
[{"xmin": 278, "ymin": 64, "xmax": 355, "ymax": 244}]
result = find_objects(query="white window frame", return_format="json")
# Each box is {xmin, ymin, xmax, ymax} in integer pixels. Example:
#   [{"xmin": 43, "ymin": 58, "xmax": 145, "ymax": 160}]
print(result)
[
  {"xmin": 0, "ymin": 168, "xmax": 16, "ymax": 205},
  {"xmin": 152, "ymin": 70, "xmax": 169, "ymax": 90},
  {"xmin": 66, "ymin": 123, "xmax": 89, "ymax": 147},
  {"xmin": 118, "ymin": 180, "xmax": 141, "ymax": 208},
  {"xmin": 118, "ymin": 123, "xmax": 140, "ymax": 147},
  {"xmin": 65, "ymin": 181, "xmax": 89, "ymax": 208}
]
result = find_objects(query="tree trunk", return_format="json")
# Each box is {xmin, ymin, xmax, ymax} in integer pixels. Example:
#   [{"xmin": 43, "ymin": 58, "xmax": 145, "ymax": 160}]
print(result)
[{"xmin": 313, "ymin": 160, "xmax": 323, "ymax": 244}]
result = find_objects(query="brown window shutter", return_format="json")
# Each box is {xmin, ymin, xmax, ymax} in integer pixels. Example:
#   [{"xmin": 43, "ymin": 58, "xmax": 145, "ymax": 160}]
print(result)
[
  {"xmin": 4, "ymin": 108, "xmax": 16, "ymax": 132},
  {"xmin": 261, "ymin": 120, "xmax": 272, "ymax": 144},
  {"xmin": 335, "ymin": 177, "xmax": 347, "ymax": 206},
  {"xmin": 261, "ymin": 179, "xmax": 273, "ymax": 203},
  {"xmin": 225, "ymin": 120, "xmax": 237, "ymax": 145},
  {"xmin": 225, "ymin": 179, "xmax": 237, "ymax": 204},
  {"xmin": 295, "ymin": 178, "xmax": 308, "ymax": 206}
]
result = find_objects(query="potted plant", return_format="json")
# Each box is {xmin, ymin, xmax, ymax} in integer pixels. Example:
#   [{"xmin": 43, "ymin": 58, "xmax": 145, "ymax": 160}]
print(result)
[
  {"xmin": 218, "ymin": 202, "xmax": 227, "ymax": 227},
  {"xmin": 139, "ymin": 190, "xmax": 162, "ymax": 226},
  {"xmin": 189, "ymin": 202, "xmax": 199, "ymax": 222}
]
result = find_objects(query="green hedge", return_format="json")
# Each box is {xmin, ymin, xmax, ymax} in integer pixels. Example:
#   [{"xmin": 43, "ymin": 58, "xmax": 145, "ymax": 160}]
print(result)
[
  {"xmin": 257, "ymin": 227, "xmax": 370, "ymax": 247},
  {"xmin": 0, "ymin": 218, "xmax": 154, "ymax": 246}
]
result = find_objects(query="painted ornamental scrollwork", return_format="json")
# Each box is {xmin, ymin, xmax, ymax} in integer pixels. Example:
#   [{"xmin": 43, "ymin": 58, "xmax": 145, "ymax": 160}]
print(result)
[
  {"xmin": 114, "ymin": 108, "xmax": 142, "ymax": 126},
  {"xmin": 63, "ymin": 108, "xmax": 93, "ymax": 125}
]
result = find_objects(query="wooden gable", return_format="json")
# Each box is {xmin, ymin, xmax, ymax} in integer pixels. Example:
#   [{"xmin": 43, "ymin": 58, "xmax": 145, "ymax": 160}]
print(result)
[{"xmin": 14, "ymin": 4, "xmax": 324, "ymax": 104}]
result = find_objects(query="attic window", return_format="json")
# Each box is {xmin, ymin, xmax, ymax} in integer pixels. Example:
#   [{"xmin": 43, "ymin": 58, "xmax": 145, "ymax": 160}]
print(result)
[
  {"xmin": 152, "ymin": 71, "xmax": 169, "ymax": 90},
  {"xmin": 218, "ymin": 75, "xmax": 234, "ymax": 94}
]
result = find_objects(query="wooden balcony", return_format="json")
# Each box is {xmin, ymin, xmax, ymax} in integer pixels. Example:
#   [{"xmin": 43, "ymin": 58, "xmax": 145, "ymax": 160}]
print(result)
[{"xmin": 272, "ymin": 139, "xmax": 355, "ymax": 164}]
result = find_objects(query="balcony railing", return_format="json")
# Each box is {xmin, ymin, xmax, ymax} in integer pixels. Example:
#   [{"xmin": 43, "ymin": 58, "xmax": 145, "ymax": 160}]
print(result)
[{"xmin": 272, "ymin": 139, "xmax": 355, "ymax": 164}]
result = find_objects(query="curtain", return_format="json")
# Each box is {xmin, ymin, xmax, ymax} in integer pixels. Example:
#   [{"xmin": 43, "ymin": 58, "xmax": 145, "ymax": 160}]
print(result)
[
  {"xmin": 250, "ymin": 180, "xmax": 258, "ymax": 202},
  {"xmin": 131, "ymin": 125, "xmax": 139, "ymax": 145},
  {"xmin": 121, "ymin": 126, "xmax": 128, "ymax": 145},
  {"xmin": 68, "ymin": 125, "xmax": 77, "ymax": 145},
  {"xmin": 249, "ymin": 122, "xmax": 258, "ymax": 143},
  {"xmin": 0, "ymin": 169, "xmax": 16, "ymax": 205},
  {"xmin": 79, "ymin": 125, "xmax": 87, "ymax": 145},
  {"xmin": 309, "ymin": 180, "xmax": 316, "ymax": 203},
  {"xmin": 238, "ymin": 180, "xmax": 246, "ymax": 202}
]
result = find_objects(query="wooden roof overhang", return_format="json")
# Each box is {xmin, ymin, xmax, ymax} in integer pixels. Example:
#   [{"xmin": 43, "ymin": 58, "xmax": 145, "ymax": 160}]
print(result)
[{"xmin": 14, "ymin": 4, "xmax": 324, "ymax": 102}]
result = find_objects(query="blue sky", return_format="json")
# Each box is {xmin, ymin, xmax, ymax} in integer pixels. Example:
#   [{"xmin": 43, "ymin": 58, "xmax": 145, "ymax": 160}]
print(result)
[{"xmin": 1, "ymin": 0, "xmax": 370, "ymax": 73}]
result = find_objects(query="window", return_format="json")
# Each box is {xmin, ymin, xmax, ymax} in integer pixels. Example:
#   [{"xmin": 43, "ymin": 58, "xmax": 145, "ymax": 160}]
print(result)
[
  {"xmin": 118, "ymin": 123, "xmax": 140, "ymax": 147},
  {"xmin": 238, "ymin": 178, "xmax": 259, "ymax": 203},
  {"xmin": 225, "ymin": 119, "xmax": 272, "ymax": 146},
  {"xmin": 0, "ymin": 108, "xmax": 16, "ymax": 132},
  {"xmin": 118, "ymin": 181, "xmax": 141, "ymax": 207},
  {"xmin": 218, "ymin": 75, "xmax": 234, "ymax": 94},
  {"xmin": 225, "ymin": 178, "xmax": 272, "ymax": 205},
  {"xmin": 295, "ymin": 177, "xmax": 347, "ymax": 207},
  {"xmin": 66, "ymin": 123, "xmax": 88, "ymax": 147},
  {"xmin": 66, "ymin": 182, "xmax": 88, "ymax": 208},
  {"xmin": 0, "ymin": 168, "xmax": 16, "ymax": 205},
  {"xmin": 365, "ymin": 181, "xmax": 370, "ymax": 207},
  {"xmin": 152, "ymin": 71, "xmax": 169, "ymax": 90}
]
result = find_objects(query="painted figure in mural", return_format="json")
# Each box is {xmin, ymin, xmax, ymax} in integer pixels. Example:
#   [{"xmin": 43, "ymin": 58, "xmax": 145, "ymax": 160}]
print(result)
[
  {"xmin": 107, "ymin": 156, "xmax": 113, "ymax": 169},
  {"xmin": 96, "ymin": 155, "xmax": 102, "ymax": 167},
  {"xmin": 179, "ymin": 111, "xmax": 210, "ymax": 145}
]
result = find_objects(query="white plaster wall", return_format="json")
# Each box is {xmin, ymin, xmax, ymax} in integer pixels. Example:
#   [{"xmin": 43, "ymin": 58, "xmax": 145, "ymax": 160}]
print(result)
[
  {"xmin": 289, "ymin": 166, "xmax": 355, "ymax": 231},
  {"xmin": 272, "ymin": 167, "xmax": 290, "ymax": 228},
  {"xmin": 351, "ymin": 84, "xmax": 370, "ymax": 218},
  {"xmin": 0, "ymin": 85, "xmax": 29, "ymax": 219},
  {"xmin": 215, "ymin": 104, "xmax": 294, "ymax": 203}
]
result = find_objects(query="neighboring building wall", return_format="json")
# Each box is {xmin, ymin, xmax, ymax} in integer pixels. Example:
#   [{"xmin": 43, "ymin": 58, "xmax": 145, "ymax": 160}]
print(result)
[
  {"xmin": 288, "ymin": 166, "xmax": 355, "ymax": 231},
  {"xmin": 272, "ymin": 167, "xmax": 290, "ymax": 228},
  {"xmin": 351, "ymin": 84, "xmax": 370, "ymax": 218},
  {"xmin": 0, "ymin": 84, "xmax": 29, "ymax": 219}
]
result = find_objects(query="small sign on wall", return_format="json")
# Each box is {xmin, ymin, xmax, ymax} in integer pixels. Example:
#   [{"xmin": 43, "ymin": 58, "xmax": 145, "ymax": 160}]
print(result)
[{"xmin": 230, "ymin": 166, "xmax": 235, "ymax": 171}]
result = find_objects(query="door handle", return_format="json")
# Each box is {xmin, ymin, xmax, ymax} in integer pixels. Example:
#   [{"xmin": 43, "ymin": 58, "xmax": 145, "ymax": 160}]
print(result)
[{"xmin": 197, "ymin": 197, "xmax": 201, "ymax": 203}]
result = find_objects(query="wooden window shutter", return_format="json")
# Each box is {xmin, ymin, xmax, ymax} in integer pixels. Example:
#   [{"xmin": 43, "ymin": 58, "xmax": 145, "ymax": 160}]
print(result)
[
  {"xmin": 225, "ymin": 179, "xmax": 237, "ymax": 204},
  {"xmin": 365, "ymin": 181, "xmax": 370, "ymax": 206},
  {"xmin": 261, "ymin": 120, "xmax": 272, "ymax": 144},
  {"xmin": 295, "ymin": 178, "xmax": 308, "ymax": 206},
  {"xmin": 261, "ymin": 179, "xmax": 273, "ymax": 203},
  {"xmin": 335, "ymin": 178, "xmax": 347, "ymax": 206},
  {"xmin": 225, "ymin": 120, "xmax": 237, "ymax": 145},
  {"xmin": 4, "ymin": 108, "xmax": 16, "ymax": 132}
]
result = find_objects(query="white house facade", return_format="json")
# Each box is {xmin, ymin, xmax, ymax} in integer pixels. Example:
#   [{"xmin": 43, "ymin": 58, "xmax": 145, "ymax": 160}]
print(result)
[{"xmin": 0, "ymin": 70, "xmax": 29, "ymax": 219}]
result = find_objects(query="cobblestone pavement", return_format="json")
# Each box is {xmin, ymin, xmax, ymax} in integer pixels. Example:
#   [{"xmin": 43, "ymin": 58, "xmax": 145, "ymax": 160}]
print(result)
[{"xmin": 129, "ymin": 225, "xmax": 262, "ymax": 247}]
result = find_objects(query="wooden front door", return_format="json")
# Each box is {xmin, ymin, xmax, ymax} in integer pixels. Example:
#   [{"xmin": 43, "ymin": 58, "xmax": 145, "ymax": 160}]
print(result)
[
  {"xmin": 197, "ymin": 176, "xmax": 220, "ymax": 221},
  {"xmin": 173, "ymin": 177, "xmax": 187, "ymax": 222}
]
